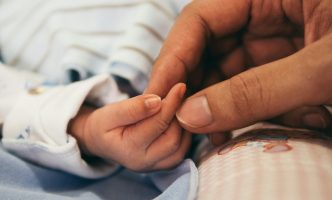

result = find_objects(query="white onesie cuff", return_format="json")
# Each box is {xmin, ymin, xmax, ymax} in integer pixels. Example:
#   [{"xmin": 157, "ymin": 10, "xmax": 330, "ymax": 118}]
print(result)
[{"xmin": 2, "ymin": 74, "xmax": 127, "ymax": 179}]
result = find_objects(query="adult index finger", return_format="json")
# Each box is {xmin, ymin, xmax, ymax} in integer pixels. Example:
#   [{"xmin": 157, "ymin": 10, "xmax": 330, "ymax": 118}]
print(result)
[{"xmin": 145, "ymin": 0, "xmax": 250, "ymax": 97}]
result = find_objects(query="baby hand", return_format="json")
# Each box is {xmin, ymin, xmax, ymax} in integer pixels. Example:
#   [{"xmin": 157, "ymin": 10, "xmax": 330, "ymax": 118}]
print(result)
[{"xmin": 69, "ymin": 83, "xmax": 191, "ymax": 171}]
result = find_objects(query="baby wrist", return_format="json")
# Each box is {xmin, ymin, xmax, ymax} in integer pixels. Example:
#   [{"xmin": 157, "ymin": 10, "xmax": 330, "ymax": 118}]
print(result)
[{"xmin": 68, "ymin": 105, "xmax": 96, "ymax": 157}]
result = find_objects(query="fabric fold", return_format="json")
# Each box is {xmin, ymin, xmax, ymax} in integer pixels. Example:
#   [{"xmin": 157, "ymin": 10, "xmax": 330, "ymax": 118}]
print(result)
[{"xmin": 2, "ymin": 74, "xmax": 127, "ymax": 178}]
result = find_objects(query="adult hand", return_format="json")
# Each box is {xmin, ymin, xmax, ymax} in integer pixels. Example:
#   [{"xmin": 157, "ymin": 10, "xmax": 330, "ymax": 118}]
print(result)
[{"xmin": 146, "ymin": 0, "xmax": 332, "ymax": 138}]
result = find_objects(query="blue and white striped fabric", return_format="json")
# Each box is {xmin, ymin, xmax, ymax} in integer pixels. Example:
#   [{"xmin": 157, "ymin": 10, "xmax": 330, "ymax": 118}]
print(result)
[{"xmin": 0, "ymin": 0, "xmax": 183, "ymax": 92}]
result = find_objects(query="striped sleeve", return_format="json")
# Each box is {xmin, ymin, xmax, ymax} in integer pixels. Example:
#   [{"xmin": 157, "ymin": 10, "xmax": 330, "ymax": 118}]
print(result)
[{"xmin": 0, "ymin": 0, "xmax": 190, "ymax": 92}]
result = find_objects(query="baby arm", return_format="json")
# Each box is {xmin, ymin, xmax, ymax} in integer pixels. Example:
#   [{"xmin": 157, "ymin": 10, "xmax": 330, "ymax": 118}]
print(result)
[{"xmin": 69, "ymin": 83, "xmax": 191, "ymax": 171}]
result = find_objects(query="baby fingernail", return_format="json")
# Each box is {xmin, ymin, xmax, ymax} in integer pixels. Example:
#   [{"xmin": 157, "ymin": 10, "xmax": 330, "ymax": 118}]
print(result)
[
  {"xmin": 178, "ymin": 83, "xmax": 187, "ymax": 98},
  {"xmin": 145, "ymin": 95, "xmax": 161, "ymax": 109},
  {"xmin": 176, "ymin": 95, "xmax": 213, "ymax": 128},
  {"xmin": 302, "ymin": 113, "xmax": 327, "ymax": 129}
]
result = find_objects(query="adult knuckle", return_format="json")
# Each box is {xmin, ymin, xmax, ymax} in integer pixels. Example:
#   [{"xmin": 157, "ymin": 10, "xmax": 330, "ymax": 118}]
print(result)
[
  {"xmin": 229, "ymin": 75, "xmax": 254, "ymax": 117},
  {"xmin": 158, "ymin": 44, "xmax": 190, "ymax": 78},
  {"xmin": 229, "ymin": 70, "xmax": 269, "ymax": 119}
]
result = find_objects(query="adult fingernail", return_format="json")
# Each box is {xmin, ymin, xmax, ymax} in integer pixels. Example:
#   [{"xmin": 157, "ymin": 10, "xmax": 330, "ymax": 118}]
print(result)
[
  {"xmin": 302, "ymin": 113, "xmax": 327, "ymax": 129},
  {"xmin": 145, "ymin": 95, "xmax": 161, "ymax": 109},
  {"xmin": 176, "ymin": 95, "xmax": 213, "ymax": 128}
]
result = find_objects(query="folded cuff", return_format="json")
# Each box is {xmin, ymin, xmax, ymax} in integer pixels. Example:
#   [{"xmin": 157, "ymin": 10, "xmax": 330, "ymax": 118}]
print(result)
[{"xmin": 2, "ymin": 74, "xmax": 127, "ymax": 179}]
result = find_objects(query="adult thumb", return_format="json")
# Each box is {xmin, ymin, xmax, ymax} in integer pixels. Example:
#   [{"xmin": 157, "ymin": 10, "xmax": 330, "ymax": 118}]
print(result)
[{"xmin": 176, "ymin": 38, "xmax": 332, "ymax": 133}]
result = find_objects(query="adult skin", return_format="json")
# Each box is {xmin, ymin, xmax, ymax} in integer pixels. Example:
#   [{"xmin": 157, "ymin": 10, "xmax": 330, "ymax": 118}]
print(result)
[{"xmin": 145, "ymin": 0, "xmax": 332, "ymax": 142}]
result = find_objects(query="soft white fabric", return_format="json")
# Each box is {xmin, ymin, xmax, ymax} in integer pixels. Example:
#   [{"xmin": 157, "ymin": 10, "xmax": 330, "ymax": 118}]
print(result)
[
  {"xmin": 0, "ymin": 0, "xmax": 179, "ymax": 91},
  {"xmin": 0, "ymin": 63, "xmax": 45, "ymax": 123},
  {"xmin": 2, "ymin": 73, "xmax": 126, "ymax": 178}
]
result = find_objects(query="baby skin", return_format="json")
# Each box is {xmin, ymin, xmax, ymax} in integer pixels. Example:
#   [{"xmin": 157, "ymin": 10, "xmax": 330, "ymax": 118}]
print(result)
[{"xmin": 69, "ymin": 83, "xmax": 191, "ymax": 171}]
